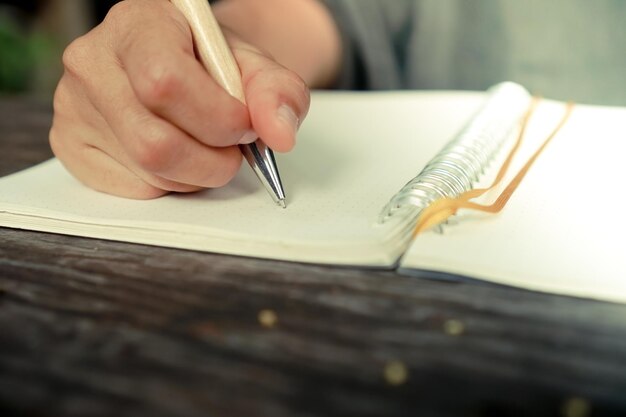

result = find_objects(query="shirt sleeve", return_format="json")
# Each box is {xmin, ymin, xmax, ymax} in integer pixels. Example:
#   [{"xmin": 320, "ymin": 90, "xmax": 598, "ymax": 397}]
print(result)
[{"xmin": 319, "ymin": 0, "xmax": 414, "ymax": 90}]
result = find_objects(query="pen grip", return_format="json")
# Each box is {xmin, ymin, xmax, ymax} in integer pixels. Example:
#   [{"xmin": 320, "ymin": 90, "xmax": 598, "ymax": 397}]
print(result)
[{"xmin": 170, "ymin": 0, "xmax": 246, "ymax": 104}]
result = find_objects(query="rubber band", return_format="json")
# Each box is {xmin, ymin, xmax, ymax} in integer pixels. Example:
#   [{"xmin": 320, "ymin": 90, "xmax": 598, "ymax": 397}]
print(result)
[{"xmin": 413, "ymin": 99, "xmax": 575, "ymax": 236}]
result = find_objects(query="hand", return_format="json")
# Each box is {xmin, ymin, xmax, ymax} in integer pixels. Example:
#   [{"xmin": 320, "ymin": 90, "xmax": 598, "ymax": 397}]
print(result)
[{"xmin": 50, "ymin": 0, "xmax": 310, "ymax": 199}]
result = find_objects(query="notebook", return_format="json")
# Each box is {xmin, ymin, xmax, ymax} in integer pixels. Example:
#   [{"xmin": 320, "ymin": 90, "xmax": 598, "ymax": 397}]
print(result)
[{"xmin": 1, "ymin": 82, "xmax": 625, "ymax": 303}]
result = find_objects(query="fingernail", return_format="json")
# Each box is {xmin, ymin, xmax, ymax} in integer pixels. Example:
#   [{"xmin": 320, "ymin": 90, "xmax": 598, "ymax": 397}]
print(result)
[
  {"xmin": 238, "ymin": 130, "xmax": 258, "ymax": 145},
  {"xmin": 277, "ymin": 104, "xmax": 300, "ymax": 135}
]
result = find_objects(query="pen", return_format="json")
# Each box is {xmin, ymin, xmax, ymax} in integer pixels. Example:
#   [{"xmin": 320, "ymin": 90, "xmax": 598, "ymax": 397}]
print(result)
[{"xmin": 170, "ymin": 0, "xmax": 287, "ymax": 208}]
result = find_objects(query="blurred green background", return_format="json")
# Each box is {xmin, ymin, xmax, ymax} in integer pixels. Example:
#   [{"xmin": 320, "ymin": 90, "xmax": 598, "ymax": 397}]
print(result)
[
  {"xmin": 0, "ymin": 0, "xmax": 119, "ymax": 97},
  {"xmin": 0, "ymin": 12, "xmax": 56, "ymax": 94}
]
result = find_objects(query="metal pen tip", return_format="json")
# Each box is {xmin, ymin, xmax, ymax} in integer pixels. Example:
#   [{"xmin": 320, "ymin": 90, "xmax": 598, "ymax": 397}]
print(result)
[{"xmin": 240, "ymin": 142, "xmax": 287, "ymax": 208}]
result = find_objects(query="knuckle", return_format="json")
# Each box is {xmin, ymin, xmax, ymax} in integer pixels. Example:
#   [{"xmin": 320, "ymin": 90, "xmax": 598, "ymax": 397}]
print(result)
[
  {"xmin": 52, "ymin": 82, "xmax": 71, "ymax": 116},
  {"xmin": 283, "ymin": 72, "xmax": 311, "ymax": 113},
  {"xmin": 246, "ymin": 65, "xmax": 310, "ymax": 116},
  {"xmin": 48, "ymin": 126, "xmax": 66, "ymax": 158},
  {"xmin": 62, "ymin": 36, "xmax": 92, "ymax": 77},
  {"xmin": 130, "ymin": 125, "xmax": 178, "ymax": 173},
  {"xmin": 286, "ymin": 71, "xmax": 308, "ymax": 95},
  {"xmin": 135, "ymin": 62, "xmax": 182, "ymax": 109},
  {"xmin": 104, "ymin": 1, "xmax": 136, "ymax": 27},
  {"xmin": 49, "ymin": 105, "xmax": 77, "ymax": 160}
]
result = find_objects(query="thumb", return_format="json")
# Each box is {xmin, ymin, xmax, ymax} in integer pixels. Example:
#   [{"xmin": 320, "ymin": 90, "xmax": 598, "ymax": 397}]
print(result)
[{"xmin": 230, "ymin": 38, "xmax": 310, "ymax": 153}]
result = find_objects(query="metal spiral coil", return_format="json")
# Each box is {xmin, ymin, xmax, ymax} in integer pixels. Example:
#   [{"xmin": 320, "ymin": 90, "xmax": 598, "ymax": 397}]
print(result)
[{"xmin": 378, "ymin": 82, "xmax": 532, "ymax": 224}]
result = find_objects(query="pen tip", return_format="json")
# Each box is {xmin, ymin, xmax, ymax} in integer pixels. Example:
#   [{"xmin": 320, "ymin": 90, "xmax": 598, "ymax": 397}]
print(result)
[{"xmin": 278, "ymin": 199, "xmax": 286, "ymax": 209}]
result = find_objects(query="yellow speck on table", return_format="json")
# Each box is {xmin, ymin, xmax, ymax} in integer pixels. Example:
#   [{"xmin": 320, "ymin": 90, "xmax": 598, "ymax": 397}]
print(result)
[
  {"xmin": 258, "ymin": 309, "xmax": 278, "ymax": 328},
  {"xmin": 384, "ymin": 360, "xmax": 409, "ymax": 386},
  {"xmin": 443, "ymin": 319, "xmax": 465, "ymax": 336},
  {"xmin": 561, "ymin": 397, "xmax": 591, "ymax": 417}
]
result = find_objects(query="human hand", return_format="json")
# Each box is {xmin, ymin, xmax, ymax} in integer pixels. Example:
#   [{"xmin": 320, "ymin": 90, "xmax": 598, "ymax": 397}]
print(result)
[{"xmin": 50, "ymin": 0, "xmax": 310, "ymax": 199}]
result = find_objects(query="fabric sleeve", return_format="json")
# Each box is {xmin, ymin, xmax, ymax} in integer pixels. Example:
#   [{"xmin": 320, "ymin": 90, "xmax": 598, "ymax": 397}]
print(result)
[{"xmin": 319, "ymin": 0, "xmax": 414, "ymax": 90}]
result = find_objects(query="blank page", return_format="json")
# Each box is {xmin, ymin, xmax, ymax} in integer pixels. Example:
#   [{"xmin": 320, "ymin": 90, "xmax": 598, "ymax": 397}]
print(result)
[{"xmin": 401, "ymin": 100, "xmax": 626, "ymax": 303}]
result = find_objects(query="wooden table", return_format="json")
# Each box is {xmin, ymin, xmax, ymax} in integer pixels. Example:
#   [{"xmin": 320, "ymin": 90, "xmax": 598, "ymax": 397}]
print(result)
[{"xmin": 1, "ymin": 97, "xmax": 625, "ymax": 417}]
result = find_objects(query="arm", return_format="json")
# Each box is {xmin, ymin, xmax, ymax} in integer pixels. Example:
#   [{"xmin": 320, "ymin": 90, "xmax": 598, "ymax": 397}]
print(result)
[
  {"xmin": 50, "ymin": 0, "xmax": 342, "ymax": 199},
  {"xmin": 212, "ymin": 0, "xmax": 342, "ymax": 88}
]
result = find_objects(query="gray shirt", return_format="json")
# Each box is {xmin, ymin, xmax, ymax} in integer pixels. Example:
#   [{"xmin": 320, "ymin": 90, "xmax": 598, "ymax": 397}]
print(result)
[{"xmin": 322, "ymin": 0, "xmax": 626, "ymax": 105}]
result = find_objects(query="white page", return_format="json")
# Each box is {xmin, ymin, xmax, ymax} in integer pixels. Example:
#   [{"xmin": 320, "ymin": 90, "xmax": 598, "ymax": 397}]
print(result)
[
  {"xmin": 401, "ymin": 100, "xmax": 626, "ymax": 303},
  {"xmin": 0, "ymin": 91, "xmax": 484, "ymax": 265}
]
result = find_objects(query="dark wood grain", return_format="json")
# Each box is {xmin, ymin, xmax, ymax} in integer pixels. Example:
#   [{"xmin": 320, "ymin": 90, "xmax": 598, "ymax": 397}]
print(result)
[
  {"xmin": 1, "ymin": 97, "xmax": 626, "ymax": 417},
  {"xmin": 0, "ymin": 96, "xmax": 54, "ymax": 175}
]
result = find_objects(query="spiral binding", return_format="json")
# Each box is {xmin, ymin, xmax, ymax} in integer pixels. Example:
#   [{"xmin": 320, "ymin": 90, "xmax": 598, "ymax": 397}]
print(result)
[{"xmin": 378, "ymin": 82, "xmax": 532, "ymax": 224}]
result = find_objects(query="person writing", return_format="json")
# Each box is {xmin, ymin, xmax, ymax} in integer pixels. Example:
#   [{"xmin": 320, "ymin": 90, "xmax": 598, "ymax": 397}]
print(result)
[{"xmin": 50, "ymin": 0, "xmax": 626, "ymax": 199}]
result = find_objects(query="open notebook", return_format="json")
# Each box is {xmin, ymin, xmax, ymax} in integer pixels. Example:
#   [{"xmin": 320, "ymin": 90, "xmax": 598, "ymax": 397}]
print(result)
[{"xmin": 1, "ymin": 82, "xmax": 625, "ymax": 303}]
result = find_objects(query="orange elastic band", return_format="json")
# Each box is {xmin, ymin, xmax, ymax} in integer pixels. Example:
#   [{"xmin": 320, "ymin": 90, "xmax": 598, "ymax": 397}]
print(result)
[{"xmin": 413, "ymin": 98, "xmax": 574, "ymax": 236}]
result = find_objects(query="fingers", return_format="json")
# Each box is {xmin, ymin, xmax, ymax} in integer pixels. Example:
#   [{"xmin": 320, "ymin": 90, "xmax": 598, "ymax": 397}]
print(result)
[
  {"xmin": 51, "ymin": 0, "xmax": 310, "ymax": 200},
  {"xmin": 234, "ymin": 40, "xmax": 311, "ymax": 153},
  {"xmin": 54, "ymin": 0, "xmax": 245, "ymax": 196},
  {"xmin": 59, "ymin": 56, "xmax": 244, "ymax": 189},
  {"xmin": 109, "ymin": 0, "xmax": 253, "ymax": 147},
  {"xmin": 55, "ymin": 140, "xmax": 173, "ymax": 200},
  {"xmin": 50, "ymin": 78, "xmax": 208, "ymax": 196}
]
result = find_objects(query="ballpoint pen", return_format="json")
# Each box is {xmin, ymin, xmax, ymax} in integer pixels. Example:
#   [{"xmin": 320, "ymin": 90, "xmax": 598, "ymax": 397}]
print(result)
[{"xmin": 170, "ymin": 0, "xmax": 287, "ymax": 208}]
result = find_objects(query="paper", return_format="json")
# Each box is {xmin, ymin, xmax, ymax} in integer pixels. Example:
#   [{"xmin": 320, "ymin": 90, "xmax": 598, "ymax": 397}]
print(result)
[
  {"xmin": 0, "ymin": 91, "xmax": 483, "ymax": 265},
  {"xmin": 401, "ymin": 100, "xmax": 626, "ymax": 303},
  {"xmin": 3, "ymin": 89, "xmax": 625, "ymax": 304}
]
